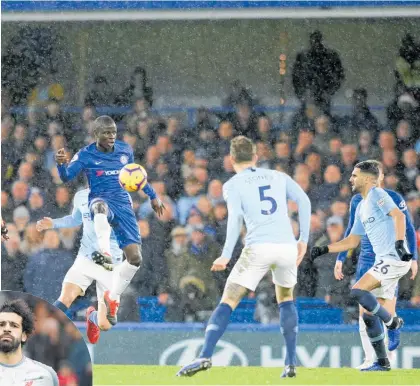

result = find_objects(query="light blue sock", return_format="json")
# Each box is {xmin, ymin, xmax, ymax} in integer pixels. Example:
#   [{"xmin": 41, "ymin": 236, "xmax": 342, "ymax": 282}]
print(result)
[
  {"xmin": 351, "ymin": 289, "xmax": 392, "ymax": 324},
  {"xmin": 89, "ymin": 310, "xmax": 99, "ymax": 327},
  {"xmin": 53, "ymin": 300, "xmax": 68, "ymax": 313},
  {"xmin": 279, "ymin": 301, "xmax": 298, "ymax": 366},
  {"xmin": 199, "ymin": 303, "xmax": 232, "ymax": 359}
]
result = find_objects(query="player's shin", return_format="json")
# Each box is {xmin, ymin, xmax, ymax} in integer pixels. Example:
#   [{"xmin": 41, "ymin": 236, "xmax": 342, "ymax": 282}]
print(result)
[
  {"xmin": 359, "ymin": 315, "xmax": 375, "ymax": 363},
  {"xmin": 351, "ymin": 289, "xmax": 392, "ymax": 324},
  {"xmin": 363, "ymin": 314, "xmax": 390, "ymax": 367},
  {"xmin": 279, "ymin": 301, "xmax": 298, "ymax": 366},
  {"xmin": 94, "ymin": 213, "xmax": 112, "ymax": 255},
  {"xmin": 199, "ymin": 303, "xmax": 233, "ymax": 359},
  {"xmin": 109, "ymin": 260, "xmax": 139, "ymax": 300}
]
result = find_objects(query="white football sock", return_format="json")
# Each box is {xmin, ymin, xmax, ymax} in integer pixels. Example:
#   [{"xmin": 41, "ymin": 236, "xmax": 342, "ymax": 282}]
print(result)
[
  {"xmin": 359, "ymin": 316, "xmax": 376, "ymax": 362},
  {"xmin": 94, "ymin": 213, "xmax": 111, "ymax": 255},
  {"xmin": 110, "ymin": 260, "xmax": 139, "ymax": 300}
]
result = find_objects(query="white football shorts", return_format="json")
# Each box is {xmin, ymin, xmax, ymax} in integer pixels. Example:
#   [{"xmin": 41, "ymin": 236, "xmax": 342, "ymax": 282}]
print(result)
[
  {"xmin": 368, "ymin": 257, "xmax": 411, "ymax": 300},
  {"xmin": 227, "ymin": 243, "xmax": 298, "ymax": 291},
  {"xmin": 63, "ymin": 256, "xmax": 117, "ymax": 299}
]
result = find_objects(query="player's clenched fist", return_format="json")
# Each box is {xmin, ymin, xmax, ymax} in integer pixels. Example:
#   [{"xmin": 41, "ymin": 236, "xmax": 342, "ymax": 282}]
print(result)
[
  {"xmin": 36, "ymin": 217, "xmax": 54, "ymax": 231},
  {"xmin": 211, "ymin": 257, "xmax": 229, "ymax": 271},
  {"xmin": 310, "ymin": 245, "xmax": 329, "ymax": 260},
  {"xmin": 55, "ymin": 148, "xmax": 68, "ymax": 165}
]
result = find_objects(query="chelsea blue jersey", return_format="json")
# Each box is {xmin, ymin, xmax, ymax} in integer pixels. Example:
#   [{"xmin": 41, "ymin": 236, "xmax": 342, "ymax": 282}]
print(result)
[{"xmin": 57, "ymin": 140, "xmax": 134, "ymax": 206}]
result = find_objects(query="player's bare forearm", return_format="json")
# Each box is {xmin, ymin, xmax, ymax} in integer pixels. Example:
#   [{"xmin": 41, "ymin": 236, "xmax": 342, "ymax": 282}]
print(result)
[
  {"xmin": 328, "ymin": 234, "xmax": 361, "ymax": 253},
  {"xmin": 389, "ymin": 208, "xmax": 406, "ymax": 241}
]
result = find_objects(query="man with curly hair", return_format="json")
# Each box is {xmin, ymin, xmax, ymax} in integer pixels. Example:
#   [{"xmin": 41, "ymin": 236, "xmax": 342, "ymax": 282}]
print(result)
[{"xmin": 0, "ymin": 299, "xmax": 58, "ymax": 385}]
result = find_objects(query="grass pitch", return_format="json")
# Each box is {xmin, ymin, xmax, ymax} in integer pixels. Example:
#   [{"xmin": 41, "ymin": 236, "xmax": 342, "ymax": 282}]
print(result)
[{"xmin": 94, "ymin": 365, "xmax": 420, "ymax": 385}]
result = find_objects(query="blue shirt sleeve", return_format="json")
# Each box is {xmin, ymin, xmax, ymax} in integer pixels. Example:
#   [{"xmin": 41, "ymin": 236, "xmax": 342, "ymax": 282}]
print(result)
[
  {"xmin": 285, "ymin": 174, "xmax": 311, "ymax": 243},
  {"xmin": 337, "ymin": 195, "xmax": 361, "ymax": 262},
  {"xmin": 221, "ymin": 182, "xmax": 244, "ymax": 260},
  {"xmin": 372, "ymin": 188, "xmax": 397, "ymax": 216},
  {"xmin": 350, "ymin": 204, "xmax": 365, "ymax": 236},
  {"xmin": 57, "ymin": 151, "xmax": 84, "ymax": 182},
  {"xmin": 142, "ymin": 183, "xmax": 157, "ymax": 200},
  {"xmin": 394, "ymin": 194, "xmax": 418, "ymax": 261}
]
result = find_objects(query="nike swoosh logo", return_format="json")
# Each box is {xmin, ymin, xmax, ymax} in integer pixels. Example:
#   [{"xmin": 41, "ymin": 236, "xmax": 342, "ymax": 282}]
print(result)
[{"xmin": 95, "ymin": 161, "xmax": 103, "ymax": 165}]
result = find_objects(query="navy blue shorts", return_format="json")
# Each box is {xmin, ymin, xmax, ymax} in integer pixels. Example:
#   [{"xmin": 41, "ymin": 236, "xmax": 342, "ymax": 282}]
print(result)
[
  {"xmin": 90, "ymin": 197, "xmax": 141, "ymax": 249},
  {"xmin": 356, "ymin": 256, "xmax": 398, "ymax": 296}
]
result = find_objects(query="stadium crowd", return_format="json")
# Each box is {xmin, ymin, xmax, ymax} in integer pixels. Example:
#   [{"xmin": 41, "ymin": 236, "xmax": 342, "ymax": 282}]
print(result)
[
  {"xmin": 0, "ymin": 291, "xmax": 92, "ymax": 386},
  {"xmin": 1, "ymin": 31, "xmax": 420, "ymax": 323}
]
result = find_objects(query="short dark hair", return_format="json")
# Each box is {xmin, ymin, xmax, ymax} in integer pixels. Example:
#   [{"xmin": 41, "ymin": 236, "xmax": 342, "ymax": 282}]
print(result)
[
  {"xmin": 230, "ymin": 136, "xmax": 256, "ymax": 163},
  {"xmin": 94, "ymin": 115, "xmax": 116, "ymax": 131},
  {"xmin": 355, "ymin": 160, "xmax": 380, "ymax": 177},
  {"xmin": 0, "ymin": 300, "xmax": 35, "ymax": 344}
]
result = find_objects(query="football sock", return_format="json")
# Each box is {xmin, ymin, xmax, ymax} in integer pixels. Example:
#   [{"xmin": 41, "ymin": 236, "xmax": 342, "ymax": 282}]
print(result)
[
  {"xmin": 351, "ymin": 289, "xmax": 392, "ymax": 324},
  {"xmin": 359, "ymin": 316, "xmax": 376, "ymax": 362},
  {"xmin": 199, "ymin": 303, "xmax": 233, "ymax": 359},
  {"xmin": 279, "ymin": 301, "xmax": 298, "ymax": 366},
  {"xmin": 363, "ymin": 313, "xmax": 389, "ymax": 366},
  {"xmin": 109, "ymin": 260, "xmax": 139, "ymax": 300},
  {"xmin": 88, "ymin": 310, "xmax": 99, "ymax": 327},
  {"xmin": 53, "ymin": 300, "xmax": 68, "ymax": 313},
  {"xmin": 94, "ymin": 213, "xmax": 111, "ymax": 255}
]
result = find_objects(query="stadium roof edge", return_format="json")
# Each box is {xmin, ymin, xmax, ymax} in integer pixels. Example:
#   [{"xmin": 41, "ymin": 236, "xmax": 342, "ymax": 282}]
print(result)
[{"xmin": 2, "ymin": 7, "xmax": 420, "ymax": 22}]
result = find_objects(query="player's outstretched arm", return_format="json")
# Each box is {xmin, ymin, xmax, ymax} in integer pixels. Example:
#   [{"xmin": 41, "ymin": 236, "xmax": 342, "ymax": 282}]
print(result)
[
  {"xmin": 311, "ymin": 234, "xmax": 361, "ymax": 260},
  {"xmin": 37, "ymin": 206, "xmax": 83, "ymax": 231},
  {"xmin": 55, "ymin": 148, "xmax": 84, "ymax": 182}
]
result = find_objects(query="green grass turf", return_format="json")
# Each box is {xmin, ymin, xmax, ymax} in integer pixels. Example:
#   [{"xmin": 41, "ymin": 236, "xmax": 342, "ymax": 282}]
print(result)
[{"xmin": 94, "ymin": 365, "xmax": 420, "ymax": 385}]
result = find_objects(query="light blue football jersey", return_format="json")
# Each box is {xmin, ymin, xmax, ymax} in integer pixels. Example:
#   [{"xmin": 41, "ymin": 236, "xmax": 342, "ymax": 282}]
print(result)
[
  {"xmin": 221, "ymin": 168, "xmax": 311, "ymax": 260},
  {"xmin": 350, "ymin": 187, "xmax": 408, "ymax": 261},
  {"xmin": 52, "ymin": 188, "xmax": 123, "ymax": 264}
]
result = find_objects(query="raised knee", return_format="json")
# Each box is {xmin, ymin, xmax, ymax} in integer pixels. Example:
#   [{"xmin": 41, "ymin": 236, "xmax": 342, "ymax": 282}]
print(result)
[
  {"xmin": 351, "ymin": 288, "xmax": 364, "ymax": 301},
  {"xmin": 127, "ymin": 246, "xmax": 142, "ymax": 267},
  {"xmin": 92, "ymin": 201, "xmax": 108, "ymax": 215}
]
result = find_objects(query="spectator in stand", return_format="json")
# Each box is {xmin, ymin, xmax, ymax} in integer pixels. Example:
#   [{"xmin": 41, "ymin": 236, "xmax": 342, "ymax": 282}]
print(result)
[
  {"xmin": 13, "ymin": 206, "xmax": 30, "ymax": 238},
  {"xmin": 273, "ymin": 141, "xmax": 291, "ymax": 168},
  {"xmin": 324, "ymin": 136, "xmax": 343, "ymax": 166},
  {"xmin": 406, "ymin": 191, "xmax": 420, "ymax": 230},
  {"xmin": 313, "ymin": 216, "xmax": 351, "ymax": 306},
  {"xmin": 305, "ymin": 152, "xmax": 323, "ymax": 185},
  {"xmin": 84, "ymin": 75, "xmax": 113, "ymax": 107},
  {"xmin": 70, "ymin": 104, "xmax": 96, "ymax": 150},
  {"xmin": 223, "ymin": 80, "xmax": 254, "ymax": 108},
  {"xmin": 293, "ymin": 130, "xmax": 316, "ymax": 163},
  {"xmin": 217, "ymin": 120, "xmax": 234, "ymax": 158},
  {"xmin": 219, "ymin": 155, "xmax": 235, "ymax": 183},
  {"xmin": 289, "ymin": 101, "xmax": 318, "ymax": 140},
  {"xmin": 255, "ymin": 115, "xmax": 276, "ymax": 144},
  {"xmin": 401, "ymin": 149, "xmax": 419, "ymax": 192},
  {"xmin": 395, "ymin": 119, "xmax": 416, "ymax": 153},
  {"xmin": 292, "ymin": 30, "xmax": 344, "ymax": 114},
  {"xmin": 1, "ymin": 230, "xmax": 27, "ymax": 291},
  {"xmin": 382, "ymin": 149, "xmax": 403, "ymax": 177},
  {"xmin": 28, "ymin": 188, "xmax": 45, "ymax": 222},
  {"xmin": 48, "ymin": 186, "xmax": 72, "ymax": 218},
  {"xmin": 165, "ymin": 116, "xmax": 188, "ymax": 157},
  {"xmin": 57, "ymin": 361, "xmax": 78, "ymax": 386},
  {"xmin": 396, "ymin": 34, "xmax": 420, "ymax": 102},
  {"xmin": 255, "ymin": 141, "xmax": 272, "ymax": 169},
  {"xmin": 358, "ymin": 129, "xmax": 380, "ymax": 162},
  {"xmin": 330, "ymin": 198, "xmax": 349, "ymax": 221},
  {"xmin": 313, "ymin": 115, "xmax": 334, "ymax": 155},
  {"xmin": 340, "ymin": 144, "xmax": 358, "ymax": 182},
  {"xmin": 144, "ymin": 145, "xmax": 160, "ymax": 181},
  {"xmin": 125, "ymin": 98, "xmax": 153, "ymax": 132},
  {"xmin": 379, "ymin": 131, "xmax": 396, "ymax": 153},
  {"xmin": 23, "ymin": 229, "xmax": 74, "ymax": 304},
  {"xmin": 123, "ymin": 131, "xmax": 146, "ymax": 162},
  {"xmin": 11, "ymin": 180, "xmax": 29, "ymax": 207},
  {"xmin": 181, "ymin": 149, "xmax": 196, "ymax": 180},
  {"xmin": 312, "ymin": 164, "xmax": 342, "ymax": 210},
  {"xmin": 176, "ymin": 177, "xmax": 203, "ymax": 225},
  {"xmin": 207, "ymin": 179, "xmax": 224, "ymax": 206},
  {"xmin": 340, "ymin": 88, "xmax": 380, "ymax": 140},
  {"xmin": 229, "ymin": 101, "xmax": 259, "ymax": 138},
  {"xmin": 115, "ymin": 66, "xmax": 153, "ymax": 108},
  {"xmin": 1, "ymin": 190, "xmax": 13, "ymax": 223},
  {"xmin": 45, "ymin": 134, "xmax": 66, "ymax": 172}
]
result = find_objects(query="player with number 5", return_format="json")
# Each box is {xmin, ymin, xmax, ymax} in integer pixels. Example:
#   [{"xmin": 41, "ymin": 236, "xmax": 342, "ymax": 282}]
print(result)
[
  {"xmin": 311, "ymin": 160, "xmax": 414, "ymax": 372},
  {"xmin": 177, "ymin": 136, "xmax": 311, "ymax": 379}
]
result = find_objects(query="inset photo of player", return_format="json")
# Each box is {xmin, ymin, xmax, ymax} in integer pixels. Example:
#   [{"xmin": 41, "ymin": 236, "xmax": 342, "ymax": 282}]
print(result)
[{"xmin": 0, "ymin": 291, "xmax": 92, "ymax": 386}]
